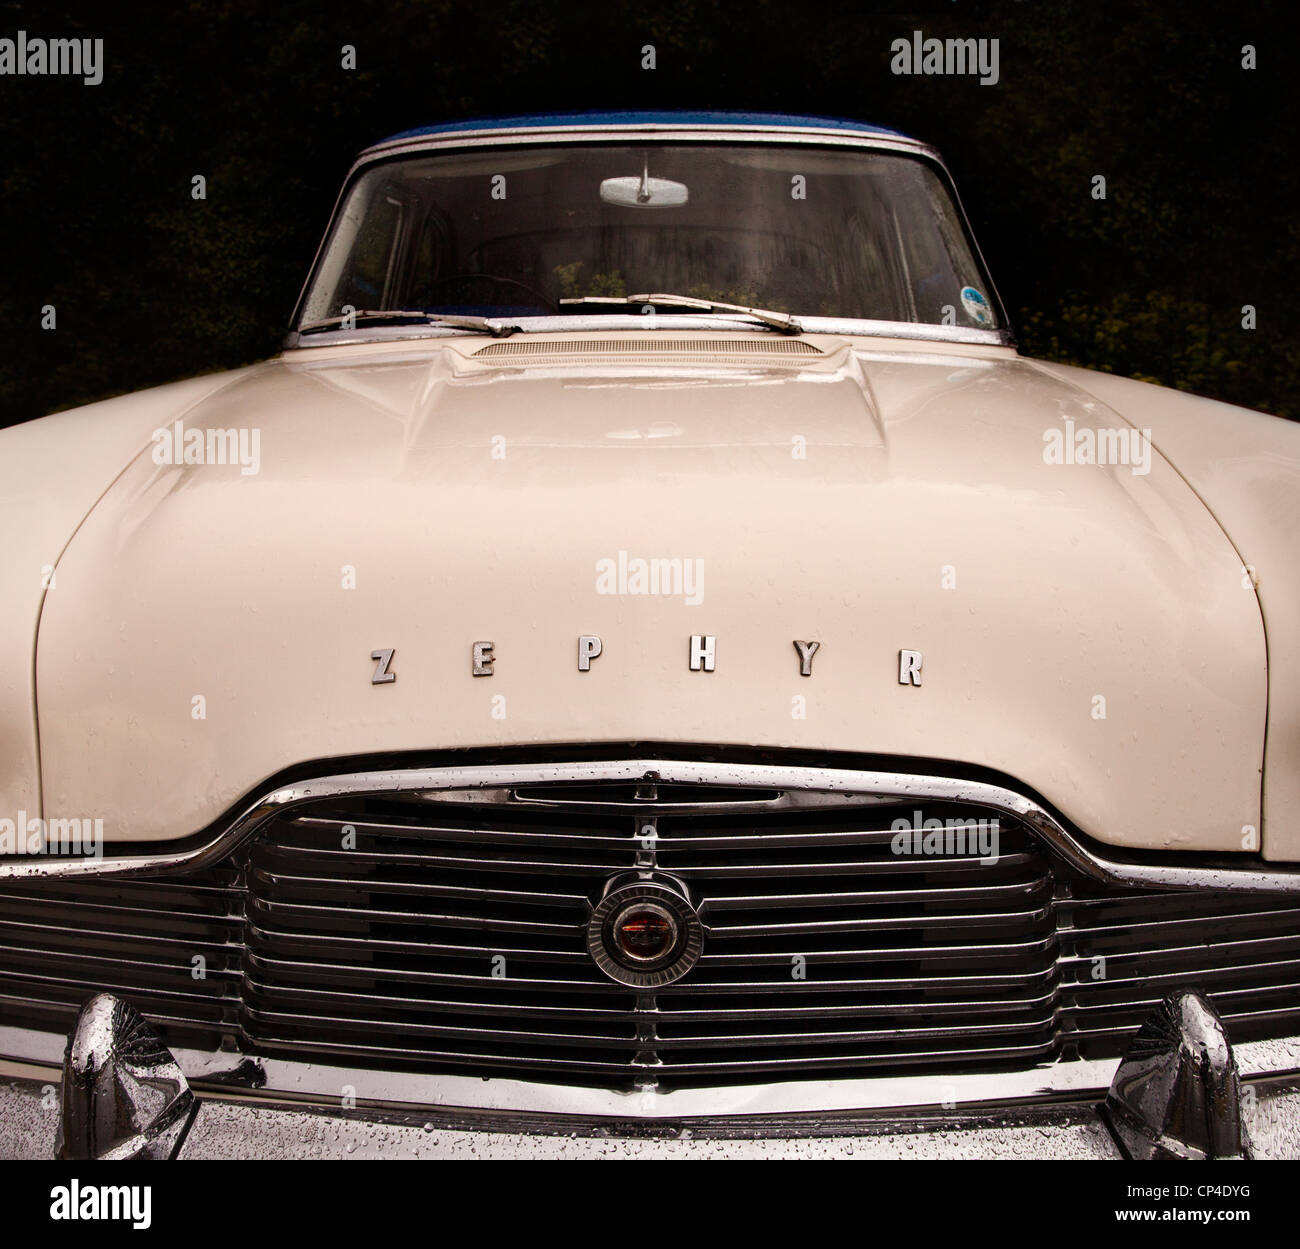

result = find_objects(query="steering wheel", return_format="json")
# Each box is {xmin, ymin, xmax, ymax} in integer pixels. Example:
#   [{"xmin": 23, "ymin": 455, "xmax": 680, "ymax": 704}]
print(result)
[{"xmin": 424, "ymin": 274, "xmax": 558, "ymax": 312}]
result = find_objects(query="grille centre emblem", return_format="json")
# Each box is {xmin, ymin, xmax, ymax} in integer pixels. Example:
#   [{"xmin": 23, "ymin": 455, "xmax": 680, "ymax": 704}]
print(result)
[{"xmin": 587, "ymin": 877, "xmax": 703, "ymax": 988}]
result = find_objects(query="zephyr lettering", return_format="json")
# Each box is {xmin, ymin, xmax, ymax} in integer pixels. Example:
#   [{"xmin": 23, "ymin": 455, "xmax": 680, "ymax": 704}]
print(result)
[
  {"xmin": 689, "ymin": 635, "xmax": 716, "ymax": 672},
  {"xmin": 578, "ymin": 635, "xmax": 602, "ymax": 671},
  {"xmin": 362, "ymin": 638, "xmax": 931, "ymax": 681},
  {"xmin": 793, "ymin": 639, "xmax": 821, "ymax": 676},
  {"xmin": 370, "ymin": 648, "xmax": 396, "ymax": 684}
]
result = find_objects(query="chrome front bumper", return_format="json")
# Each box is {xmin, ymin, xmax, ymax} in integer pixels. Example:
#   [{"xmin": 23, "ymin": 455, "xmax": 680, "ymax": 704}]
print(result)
[
  {"xmin": 3, "ymin": 1068, "xmax": 1299, "ymax": 1160},
  {"xmin": 3, "ymin": 994, "xmax": 1299, "ymax": 1159}
]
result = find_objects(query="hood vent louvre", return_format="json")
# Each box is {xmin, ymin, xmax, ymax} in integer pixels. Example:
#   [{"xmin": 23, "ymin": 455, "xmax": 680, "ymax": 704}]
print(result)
[{"xmin": 472, "ymin": 338, "xmax": 823, "ymax": 359}]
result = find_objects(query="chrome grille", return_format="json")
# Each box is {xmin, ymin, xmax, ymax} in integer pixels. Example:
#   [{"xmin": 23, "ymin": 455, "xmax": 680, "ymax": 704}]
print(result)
[
  {"xmin": 1059, "ymin": 884, "xmax": 1300, "ymax": 1054},
  {"xmin": 240, "ymin": 800, "xmax": 1058, "ymax": 1083},
  {"xmin": 1, "ymin": 763, "xmax": 1298, "ymax": 1093},
  {"xmin": 0, "ymin": 866, "xmax": 243, "ymax": 1047}
]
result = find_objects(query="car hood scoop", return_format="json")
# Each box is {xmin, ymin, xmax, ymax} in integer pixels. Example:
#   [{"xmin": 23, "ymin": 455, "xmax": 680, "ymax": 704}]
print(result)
[{"xmin": 470, "ymin": 336, "xmax": 825, "ymax": 361}]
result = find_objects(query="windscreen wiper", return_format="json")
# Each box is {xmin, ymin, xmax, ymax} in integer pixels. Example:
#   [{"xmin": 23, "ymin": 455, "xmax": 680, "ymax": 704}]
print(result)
[
  {"xmin": 558, "ymin": 293, "xmax": 803, "ymax": 335},
  {"xmin": 297, "ymin": 310, "xmax": 520, "ymax": 337}
]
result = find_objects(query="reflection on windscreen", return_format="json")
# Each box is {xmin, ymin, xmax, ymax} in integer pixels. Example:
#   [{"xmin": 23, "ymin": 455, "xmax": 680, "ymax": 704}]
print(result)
[{"xmin": 299, "ymin": 144, "xmax": 997, "ymax": 330}]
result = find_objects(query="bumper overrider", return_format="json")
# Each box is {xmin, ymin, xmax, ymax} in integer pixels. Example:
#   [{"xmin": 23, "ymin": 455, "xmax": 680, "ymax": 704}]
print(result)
[{"xmin": 2, "ymin": 757, "xmax": 1299, "ymax": 1159}]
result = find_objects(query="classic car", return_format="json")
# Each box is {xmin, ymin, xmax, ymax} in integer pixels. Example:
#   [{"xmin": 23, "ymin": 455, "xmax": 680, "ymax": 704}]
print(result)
[{"xmin": 1, "ymin": 111, "xmax": 1298, "ymax": 1160}]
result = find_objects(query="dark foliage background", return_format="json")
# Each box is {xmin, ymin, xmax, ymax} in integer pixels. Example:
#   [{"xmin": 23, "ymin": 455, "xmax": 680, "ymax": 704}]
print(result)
[{"xmin": 2, "ymin": 0, "xmax": 1295, "ymax": 428}]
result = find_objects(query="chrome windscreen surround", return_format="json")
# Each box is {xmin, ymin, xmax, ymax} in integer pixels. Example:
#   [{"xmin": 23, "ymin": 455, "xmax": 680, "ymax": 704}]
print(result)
[
  {"xmin": 283, "ymin": 119, "xmax": 1016, "ymax": 350},
  {"xmin": 3, "ymin": 757, "xmax": 1298, "ymax": 893}
]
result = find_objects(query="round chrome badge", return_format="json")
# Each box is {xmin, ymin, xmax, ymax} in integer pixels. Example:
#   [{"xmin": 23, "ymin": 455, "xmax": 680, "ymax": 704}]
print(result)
[{"xmin": 587, "ymin": 879, "xmax": 703, "ymax": 988}]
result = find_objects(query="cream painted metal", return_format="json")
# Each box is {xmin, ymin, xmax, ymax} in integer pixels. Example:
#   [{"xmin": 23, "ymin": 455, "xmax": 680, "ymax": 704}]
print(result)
[{"xmin": 6, "ymin": 332, "xmax": 1269, "ymax": 854}]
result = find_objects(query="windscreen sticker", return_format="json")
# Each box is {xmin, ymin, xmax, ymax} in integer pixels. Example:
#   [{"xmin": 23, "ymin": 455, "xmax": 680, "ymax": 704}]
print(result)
[{"xmin": 960, "ymin": 285, "xmax": 993, "ymax": 327}]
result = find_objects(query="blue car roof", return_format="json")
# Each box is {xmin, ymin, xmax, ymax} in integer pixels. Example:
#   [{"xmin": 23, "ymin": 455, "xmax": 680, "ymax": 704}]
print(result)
[{"xmin": 376, "ymin": 111, "xmax": 912, "ymax": 147}]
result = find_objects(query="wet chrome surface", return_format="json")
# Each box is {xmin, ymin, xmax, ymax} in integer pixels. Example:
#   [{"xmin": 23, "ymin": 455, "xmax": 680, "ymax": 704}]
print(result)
[
  {"xmin": 6, "ymin": 1070, "xmax": 1300, "ymax": 1159},
  {"xmin": 3, "ymin": 989, "xmax": 1296, "ymax": 1158},
  {"xmin": 4, "ymin": 759, "xmax": 1298, "ymax": 893},
  {"xmin": 55, "ymin": 994, "xmax": 197, "ymax": 1160},
  {"xmin": 1105, "ymin": 993, "xmax": 1247, "ymax": 1160}
]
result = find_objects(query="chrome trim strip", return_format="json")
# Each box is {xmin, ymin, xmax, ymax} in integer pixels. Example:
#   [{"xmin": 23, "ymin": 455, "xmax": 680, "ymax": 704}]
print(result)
[
  {"xmin": 285, "ymin": 122, "xmax": 1014, "ymax": 348},
  {"xmin": 282, "ymin": 315, "xmax": 1013, "ymax": 352},
  {"xmin": 3, "ymin": 758, "xmax": 1299, "ymax": 892},
  {"xmin": 2, "ymin": 1024, "xmax": 1297, "ymax": 1120},
  {"xmin": 360, "ymin": 121, "xmax": 944, "ymax": 164}
]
